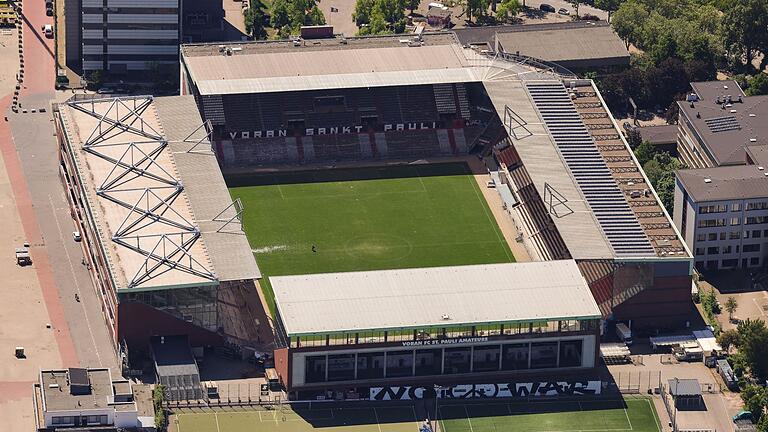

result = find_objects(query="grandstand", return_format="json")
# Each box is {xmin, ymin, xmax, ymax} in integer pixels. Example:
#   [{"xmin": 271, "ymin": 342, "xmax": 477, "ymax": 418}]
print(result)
[
  {"xmin": 54, "ymin": 95, "xmax": 268, "ymax": 355},
  {"xmin": 180, "ymin": 31, "xmax": 692, "ymax": 329}
]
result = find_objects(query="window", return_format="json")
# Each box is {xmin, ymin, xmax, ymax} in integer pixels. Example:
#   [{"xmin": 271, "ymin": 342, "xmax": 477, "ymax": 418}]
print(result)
[
  {"xmin": 732, "ymin": 203, "xmax": 742, "ymax": 212},
  {"xmin": 385, "ymin": 351, "xmax": 414, "ymax": 378},
  {"xmin": 720, "ymin": 232, "xmax": 727, "ymax": 240},
  {"xmin": 559, "ymin": 340, "xmax": 583, "ymax": 368},
  {"xmin": 52, "ymin": 417, "xmax": 74, "ymax": 425},
  {"xmin": 744, "ymin": 244, "xmax": 761, "ymax": 253},
  {"xmin": 746, "ymin": 216, "xmax": 768, "ymax": 225},
  {"xmin": 502, "ymin": 343, "xmax": 529, "ymax": 370},
  {"xmin": 327, "ymin": 354, "xmax": 355, "ymax": 381},
  {"xmin": 747, "ymin": 202, "xmax": 768, "ymax": 211},
  {"xmin": 699, "ymin": 204, "xmax": 727, "ymax": 214},
  {"xmin": 444, "ymin": 348, "xmax": 471, "ymax": 374},
  {"xmin": 731, "ymin": 217, "xmax": 741, "ymax": 226},
  {"xmin": 695, "ymin": 247, "xmax": 705, "ymax": 255},
  {"xmin": 754, "ymin": 230, "xmax": 763, "ymax": 238},
  {"xmin": 707, "ymin": 247, "xmax": 719, "ymax": 255},
  {"xmin": 696, "ymin": 234, "xmax": 706, "ymax": 242},
  {"xmin": 698, "ymin": 219, "xmax": 726, "ymax": 228},
  {"xmin": 415, "ymin": 349, "xmax": 442, "ymax": 376},
  {"xmin": 722, "ymin": 245, "xmax": 732, "ymax": 254},
  {"xmin": 751, "ymin": 257, "xmax": 761, "ymax": 266},
  {"xmin": 721, "ymin": 259, "xmax": 738, "ymax": 268},
  {"xmin": 472, "ymin": 345, "xmax": 501, "ymax": 372},
  {"xmin": 530, "ymin": 342, "xmax": 559, "ymax": 369},
  {"xmin": 707, "ymin": 233, "xmax": 717, "ymax": 241},
  {"xmin": 357, "ymin": 352, "xmax": 384, "ymax": 379},
  {"xmin": 305, "ymin": 356, "xmax": 327, "ymax": 383},
  {"xmin": 729, "ymin": 231, "xmax": 741, "ymax": 239}
]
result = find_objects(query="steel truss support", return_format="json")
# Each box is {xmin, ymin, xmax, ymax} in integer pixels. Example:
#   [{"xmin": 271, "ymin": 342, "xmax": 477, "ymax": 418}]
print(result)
[{"xmin": 68, "ymin": 96, "xmax": 216, "ymax": 288}]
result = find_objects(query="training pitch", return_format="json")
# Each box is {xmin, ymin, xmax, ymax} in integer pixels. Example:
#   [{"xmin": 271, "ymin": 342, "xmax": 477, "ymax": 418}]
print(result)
[
  {"xmin": 228, "ymin": 162, "xmax": 515, "ymax": 312},
  {"xmin": 169, "ymin": 398, "xmax": 661, "ymax": 432}
]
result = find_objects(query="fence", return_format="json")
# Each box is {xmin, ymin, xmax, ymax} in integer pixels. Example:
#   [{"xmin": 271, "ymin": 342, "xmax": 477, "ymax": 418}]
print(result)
[{"xmin": 611, "ymin": 370, "xmax": 662, "ymax": 394}]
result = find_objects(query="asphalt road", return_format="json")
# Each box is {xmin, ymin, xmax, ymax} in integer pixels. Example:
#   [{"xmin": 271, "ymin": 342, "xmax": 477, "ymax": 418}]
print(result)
[
  {"xmin": 10, "ymin": 1, "xmax": 118, "ymax": 371},
  {"xmin": 522, "ymin": 0, "xmax": 609, "ymax": 20}
]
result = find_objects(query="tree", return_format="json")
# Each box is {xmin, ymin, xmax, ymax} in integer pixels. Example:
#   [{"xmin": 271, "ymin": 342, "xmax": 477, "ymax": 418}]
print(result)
[
  {"xmin": 243, "ymin": 0, "xmax": 268, "ymax": 39},
  {"xmin": 642, "ymin": 151, "xmax": 684, "ymax": 214},
  {"xmin": 722, "ymin": 0, "xmax": 768, "ymax": 69},
  {"xmin": 406, "ymin": 0, "xmax": 419, "ymax": 13},
  {"xmin": 737, "ymin": 319, "xmax": 768, "ymax": 381},
  {"xmin": 594, "ymin": 0, "xmax": 621, "ymax": 22},
  {"xmin": 465, "ymin": 0, "xmax": 490, "ymax": 22},
  {"xmin": 717, "ymin": 328, "xmax": 740, "ymax": 353},
  {"xmin": 747, "ymin": 73, "xmax": 768, "ymax": 96},
  {"xmin": 355, "ymin": 0, "xmax": 406, "ymax": 35},
  {"xmin": 726, "ymin": 296, "xmax": 739, "ymax": 321},
  {"xmin": 353, "ymin": 0, "xmax": 375, "ymax": 25},
  {"xmin": 570, "ymin": 0, "xmax": 579, "ymax": 19},
  {"xmin": 611, "ymin": 0, "xmax": 648, "ymax": 49},
  {"xmin": 270, "ymin": 0, "xmax": 325, "ymax": 37},
  {"xmin": 495, "ymin": 0, "xmax": 521, "ymax": 22},
  {"xmin": 741, "ymin": 384, "xmax": 767, "ymax": 422},
  {"xmin": 633, "ymin": 140, "xmax": 656, "ymax": 165}
]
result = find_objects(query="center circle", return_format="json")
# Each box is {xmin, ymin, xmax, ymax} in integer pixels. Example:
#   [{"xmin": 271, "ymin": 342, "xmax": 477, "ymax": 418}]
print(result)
[{"xmin": 344, "ymin": 233, "xmax": 413, "ymax": 262}]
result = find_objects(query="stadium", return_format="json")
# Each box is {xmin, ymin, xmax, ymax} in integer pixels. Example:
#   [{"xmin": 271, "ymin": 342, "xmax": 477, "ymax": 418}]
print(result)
[
  {"xmin": 177, "ymin": 31, "xmax": 693, "ymax": 397},
  {"xmin": 54, "ymin": 29, "xmax": 691, "ymax": 407}
]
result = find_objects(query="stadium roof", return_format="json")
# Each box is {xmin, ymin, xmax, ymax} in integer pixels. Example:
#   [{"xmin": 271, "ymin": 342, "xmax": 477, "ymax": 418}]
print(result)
[
  {"xmin": 493, "ymin": 23, "xmax": 629, "ymax": 68},
  {"xmin": 57, "ymin": 95, "xmax": 260, "ymax": 292},
  {"xmin": 676, "ymin": 165, "xmax": 768, "ymax": 202},
  {"xmin": 271, "ymin": 261, "xmax": 601, "ymax": 336}
]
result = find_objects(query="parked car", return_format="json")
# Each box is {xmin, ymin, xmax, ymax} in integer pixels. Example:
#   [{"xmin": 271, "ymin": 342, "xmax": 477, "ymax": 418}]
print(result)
[
  {"xmin": 557, "ymin": 8, "xmax": 570, "ymax": 15},
  {"xmin": 46, "ymin": 7, "xmax": 53, "ymax": 16},
  {"xmin": 733, "ymin": 411, "xmax": 753, "ymax": 423},
  {"xmin": 539, "ymin": 3, "xmax": 556, "ymax": 12},
  {"xmin": 72, "ymin": 231, "xmax": 81, "ymax": 242},
  {"xmin": 42, "ymin": 24, "xmax": 53, "ymax": 38}
]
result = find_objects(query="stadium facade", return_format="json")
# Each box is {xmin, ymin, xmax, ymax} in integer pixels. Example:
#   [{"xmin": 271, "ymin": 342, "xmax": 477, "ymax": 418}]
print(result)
[
  {"xmin": 179, "ymin": 32, "xmax": 693, "ymax": 329},
  {"xmin": 54, "ymin": 95, "xmax": 263, "ymax": 358},
  {"xmin": 270, "ymin": 261, "xmax": 602, "ymax": 399}
]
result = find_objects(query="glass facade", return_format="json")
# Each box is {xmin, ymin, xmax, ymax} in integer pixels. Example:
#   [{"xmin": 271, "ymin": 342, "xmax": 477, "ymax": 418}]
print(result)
[
  {"xmin": 120, "ymin": 285, "xmax": 218, "ymax": 331},
  {"xmin": 290, "ymin": 319, "xmax": 597, "ymax": 348},
  {"xmin": 299, "ymin": 338, "xmax": 590, "ymax": 384}
]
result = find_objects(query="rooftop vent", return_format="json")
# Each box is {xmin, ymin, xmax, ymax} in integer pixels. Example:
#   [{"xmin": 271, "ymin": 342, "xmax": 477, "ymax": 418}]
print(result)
[
  {"xmin": 750, "ymin": 113, "xmax": 757, "ymax": 117},
  {"xmin": 751, "ymin": 138, "xmax": 758, "ymax": 142},
  {"xmin": 704, "ymin": 178, "xmax": 712, "ymax": 183},
  {"xmin": 441, "ymin": 314, "xmax": 451, "ymax": 320},
  {"xmin": 759, "ymin": 166, "xmax": 764, "ymax": 171}
]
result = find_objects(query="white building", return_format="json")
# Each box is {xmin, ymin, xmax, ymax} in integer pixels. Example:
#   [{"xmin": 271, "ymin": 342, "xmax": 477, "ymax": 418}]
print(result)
[
  {"xmin": 32, "ymin": 368, "xmax": 150, "ymax": 430},
  {"xmin": 674, "ymin": 80, "xmax": 768, "ymax": 271},
  {"xmin": 81, "ymin": 0, "xmax": 180, "ymax": 75}
]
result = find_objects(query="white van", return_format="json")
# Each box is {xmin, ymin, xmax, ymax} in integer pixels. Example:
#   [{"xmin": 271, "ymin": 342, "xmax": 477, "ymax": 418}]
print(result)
[
  {"xmin": 615, "ymin": 323, "xmax": 632, "ymax": 345},
  {"xmin": 43, "ymin": 24, "xmax": 53, "ymax": 38}
]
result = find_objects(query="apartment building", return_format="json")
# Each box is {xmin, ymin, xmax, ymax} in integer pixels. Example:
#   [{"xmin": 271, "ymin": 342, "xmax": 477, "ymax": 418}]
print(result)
[
  {"xmin": 673, "ymin": 80, "xmax": 768, "ymax": 271},
  {"xmin": 81, "ymin": 0, "xmax": 180, "ymax": 76}
]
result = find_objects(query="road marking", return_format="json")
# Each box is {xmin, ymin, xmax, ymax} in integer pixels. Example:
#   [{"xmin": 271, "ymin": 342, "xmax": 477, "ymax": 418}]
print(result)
[
  {"xmin": 373, "ymin": 407, "xmax": 383, "ymax": 432},
  {"xmin": 49, "ymin": 194, "xmax": 102, "ymax": 366},
  {"xmin": 214, "ymin": 412, "xmax": 221, "ymax": 432},
  {"xmin": 463, "ymin": 405, "xmax": 475, "ymax": 432},
  {"xmin": 623, "ymin": 406, "xmax": 633, "ymax": 431}
]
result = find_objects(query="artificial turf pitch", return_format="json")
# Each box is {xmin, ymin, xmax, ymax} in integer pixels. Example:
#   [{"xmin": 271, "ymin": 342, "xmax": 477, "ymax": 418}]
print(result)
[
  {"xmin": 228, "ymin": 162, "xmax": 515, "ymax": 312},
  {"xmin": 170, "ymin": 398, "xmax": 661, "ymax": 432}
]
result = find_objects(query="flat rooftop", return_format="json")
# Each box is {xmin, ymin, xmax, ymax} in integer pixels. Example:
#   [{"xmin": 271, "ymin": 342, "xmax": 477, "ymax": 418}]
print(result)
[
  {"xmin": 679, "ymin": 80, "xmax": 768, "ymax": 165},
  {"xmin": 40, "ymin": 368, "xmax": 115, "ymax": 411},
  {"xmin": 57, "ymin": 95, "xmax": 259, "ymax": 292},
  {"xmin": 494, "ymin": 23, "xmax": 629, "ymax": 66},
  {"xmin": 271, "ymin": 261, "xmax": 601, "ymax": 336},
  {"xmin": 181, "ymin": 33, "xmax": 483, "ymax": 95},
  {"xmin": 676, "ymin": 165, "xmax": 768, "ymax": 202}
]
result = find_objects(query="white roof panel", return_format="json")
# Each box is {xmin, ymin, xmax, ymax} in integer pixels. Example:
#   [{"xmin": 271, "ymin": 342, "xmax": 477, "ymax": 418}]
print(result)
[{"xmin": 272, "ymin": 260, "xmax": 600, "ymax": 335}]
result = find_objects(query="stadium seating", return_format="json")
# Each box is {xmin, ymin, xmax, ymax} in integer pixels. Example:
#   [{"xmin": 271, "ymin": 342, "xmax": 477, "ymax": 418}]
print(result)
[
  {"xmin": 228, "ymin": 137, "xmax": 299, "ymax": 166},
  {"xmin": 311, "ymin": 134, "xmax": 363, "ymax": 161},
  {"xmin": 383, "ymin": 130, "xmax": 444, "ymax": 158}
]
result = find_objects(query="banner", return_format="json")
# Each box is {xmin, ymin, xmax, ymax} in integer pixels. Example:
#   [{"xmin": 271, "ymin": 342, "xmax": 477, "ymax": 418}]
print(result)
[{"xmin": 370, "ymin": 381, "xmax": 602, "ymax": 400}]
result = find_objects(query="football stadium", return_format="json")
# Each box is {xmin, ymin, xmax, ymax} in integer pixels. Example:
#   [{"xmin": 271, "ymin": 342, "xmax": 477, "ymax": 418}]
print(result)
[{"xmin": 55, "ymin": 30, "xmax": 688, "ymax": 426}]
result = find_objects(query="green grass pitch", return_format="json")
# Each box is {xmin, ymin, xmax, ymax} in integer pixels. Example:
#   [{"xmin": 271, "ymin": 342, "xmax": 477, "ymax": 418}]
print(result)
[
  {"xmin": 169, "ymin": 398, "xmax": 661, "ymax": 432},
  {"xmin": 228, "ymin": 163, "xmax": 515, "ymax": 313},
  {"xmin": 439, "ymin": 398, "xmax": 661, "ymax": 432}
]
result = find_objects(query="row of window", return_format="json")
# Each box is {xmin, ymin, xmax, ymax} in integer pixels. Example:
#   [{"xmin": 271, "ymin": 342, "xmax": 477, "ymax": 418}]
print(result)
[
  {"xmin": 697, "ymin": 230, "xmax": 768, "ymax": 242},
  {"xmin": 694, "ymin": 243, "xmax": 761, "ymax": 256},
  {"xmin": 698, "ymin": 202, "xmax": 768, "ymax": 214},
  {"xmin": 303, "ymin": 340, "xmax": 585, "ymax": 384},
  {"xmin": 698, "ymin": 216, "xmax": 768, "ymax": 228},
  {"xmin": 696, "ymin": 257, "xmax": 761, "ymax": 270},
  {"xmin": 51, "ymin": 415, "xmax": 108, "ymax": 426},
  {"xmin": 291, "ymin": 320, "xmax": 595, "ymax": 348}
]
